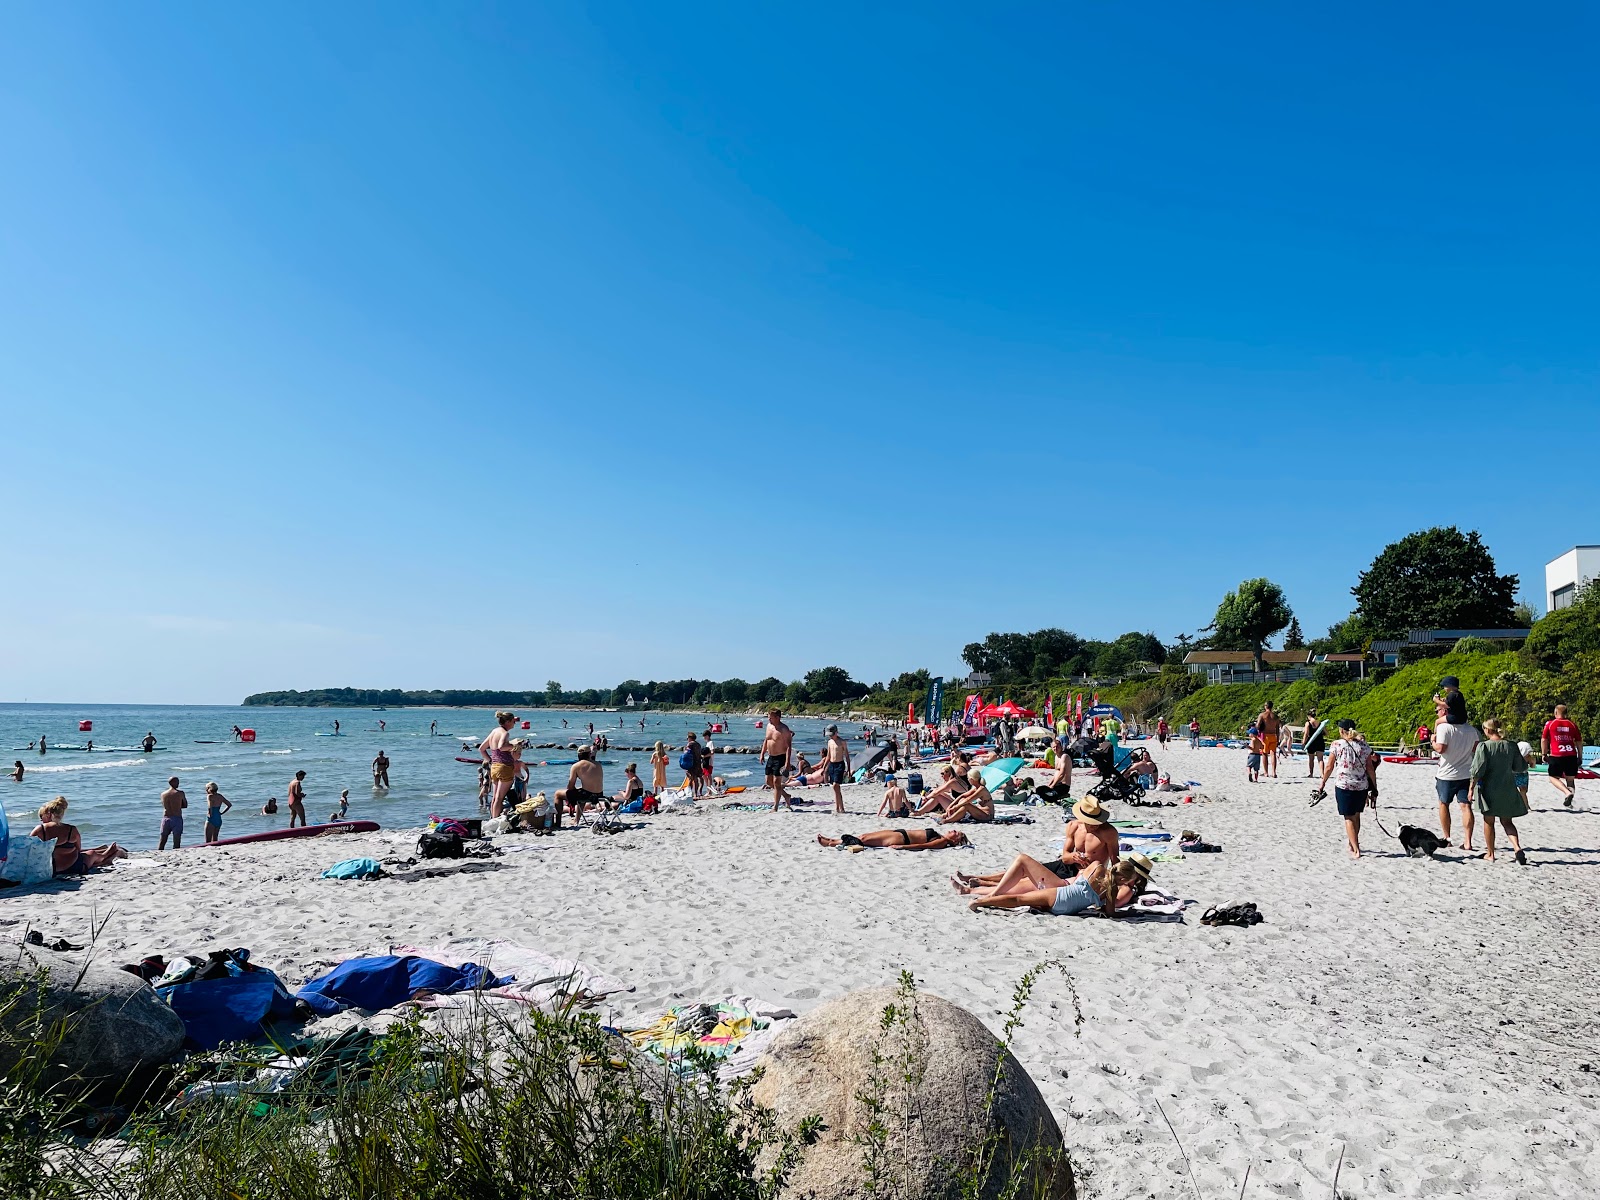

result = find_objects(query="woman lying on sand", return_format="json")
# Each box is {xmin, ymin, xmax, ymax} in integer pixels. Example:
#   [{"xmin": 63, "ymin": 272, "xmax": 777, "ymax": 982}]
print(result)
[
  {"xmin": 961, "ymin": 853, "xmax": 1152, "ymax": 915},
  {"xmin": 817, "ymin": 827, "xmax": 969, "ymax": 850},
  {"xmin": 30, "ymin": 797, "xmax": 128, "ymax": 875}
]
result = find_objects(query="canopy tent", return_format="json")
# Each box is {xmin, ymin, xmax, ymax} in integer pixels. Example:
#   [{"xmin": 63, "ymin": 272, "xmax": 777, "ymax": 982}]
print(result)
[{"xmin": 977, "ymin": 700, "xmax": 1036, "ymax": 719}]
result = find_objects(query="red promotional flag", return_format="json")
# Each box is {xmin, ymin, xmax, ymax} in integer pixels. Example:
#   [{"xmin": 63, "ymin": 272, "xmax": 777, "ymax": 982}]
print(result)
[
  {"xmin": 907, "ymin": 701, "xmax": 916, "ymax": 724},
  {"xmin": 1044, "ymin": 693, "xmax": 1054, "ymax": 726}
]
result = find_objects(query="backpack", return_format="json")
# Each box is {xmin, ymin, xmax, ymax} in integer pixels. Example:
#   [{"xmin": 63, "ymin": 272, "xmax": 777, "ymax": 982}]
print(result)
[
  {"xmin": 418, "ymin": 831, "xmax": 464, "ymax": 860},
  {"xmin": 679, "ymin": 749, "xmax": 696, "ymax": 771}
]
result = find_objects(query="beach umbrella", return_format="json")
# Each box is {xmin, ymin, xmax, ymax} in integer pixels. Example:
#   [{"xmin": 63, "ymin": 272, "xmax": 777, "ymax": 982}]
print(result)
[
  {"xmin": 1015, "ymin": 725, "xmax": 1055, "ymax": 741},
  {"xmin": 980, "ymin": 757, "xmax": 1027, "ymax": 794}
]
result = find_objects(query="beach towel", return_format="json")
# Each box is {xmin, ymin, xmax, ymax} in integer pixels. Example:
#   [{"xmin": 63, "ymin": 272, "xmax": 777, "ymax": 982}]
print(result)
[
  {"xmin": 158, "ymin": 952, "xmax": 297, "ymax": 1050},
  {"xmin": 321, "ymin": 857, "xmax": 384, "ymax": 880},
  {"xmin": 295, "ymin": 955, "xmax": 510, "ymax": 1016},
  {"xmin": 391, "ymin": 938, "xmax": 631, "ymax": 1010},
  {"xmin": 624, "ymin": 996, "xmax": 796, "ymax": 1080},
  {"xmin": 1118, "ymin": 886, "xmax": 1192, "ymax": 922}
]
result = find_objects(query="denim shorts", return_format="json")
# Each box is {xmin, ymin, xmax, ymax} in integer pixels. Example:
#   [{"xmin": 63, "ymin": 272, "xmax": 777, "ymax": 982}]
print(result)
[
  {"xmin": 1513, "ymin": 772, "xmax": 1529, "ymax": 790},
  {"xmin": 1051, "ymin": 879, "xmax": 1101, "ymax": 915},
  {"xmin": 1435, "ymin": 778, "xmax": 1471, "ymax": 805}
]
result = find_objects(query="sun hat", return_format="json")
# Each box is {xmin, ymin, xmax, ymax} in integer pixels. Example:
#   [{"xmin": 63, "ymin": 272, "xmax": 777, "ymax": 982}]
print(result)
[
  {"xmin": 1122, "ymin": 852, "xmax": 1153, "ymax": 881},
  {"xmin": 1071, "ymin": 796, "xmax": 1109, "ymax": 825}
]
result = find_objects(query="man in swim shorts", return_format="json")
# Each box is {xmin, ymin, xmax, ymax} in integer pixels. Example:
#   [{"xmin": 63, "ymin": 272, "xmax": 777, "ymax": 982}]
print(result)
[
  {"xmin": 142, "ymin": 732, "xmax": 157, "ymax": 753},
  {"xmin": 761, "ymin": 708, "xmax": 794, "ymax": 811},
  {"xmin": 1542, "ymin": 704, "xmax": 1583, "ymax": 807},
  {"xmin": 824, "ymin": 725, "xmax": 851, "ymax": 814},
  {"xmin": 159, "ymin": 777, "xmax": 187, "ymax": 849},
  {"xmin": 288, "ymin": 770, "xmax": 308, "ymax": 829},
  {"xmin": 556, "ymin": 747, "xmax": 605, "ymax": 820},
  {"xmin": 1255, "ymin": 701, "xmax": 1282, "ymax": 778}
]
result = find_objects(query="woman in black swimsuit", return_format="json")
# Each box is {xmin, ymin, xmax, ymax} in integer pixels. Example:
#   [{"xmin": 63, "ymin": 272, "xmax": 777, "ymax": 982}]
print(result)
[{"xmin": 816, "ymin": 828, "xmax": 969, "ymax": 850}]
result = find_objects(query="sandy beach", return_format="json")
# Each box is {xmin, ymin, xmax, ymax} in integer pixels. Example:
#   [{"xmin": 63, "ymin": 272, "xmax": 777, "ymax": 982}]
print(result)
[{"xmin": 5, "ymin": 740, "xmax": 1598, "ymax": 1198}]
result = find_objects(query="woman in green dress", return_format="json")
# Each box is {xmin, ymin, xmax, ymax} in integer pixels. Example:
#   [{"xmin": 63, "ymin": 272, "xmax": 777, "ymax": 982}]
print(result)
[{"xmin": 1469, "ymin": 718, "xmax": 1529, "ymax": 865}]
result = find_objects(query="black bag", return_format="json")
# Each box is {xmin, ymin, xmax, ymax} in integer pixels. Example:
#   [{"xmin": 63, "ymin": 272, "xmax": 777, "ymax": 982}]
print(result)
[
  {"xmin": 418, "ymin": 831, "xmax": 464, "ymax": 860},
  {"xmin": 907, "ymin": 772, "xmax": 924, "ymax": 795}
]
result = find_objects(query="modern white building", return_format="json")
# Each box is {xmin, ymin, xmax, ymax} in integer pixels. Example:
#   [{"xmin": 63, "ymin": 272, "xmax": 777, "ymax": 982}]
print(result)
[{"xmin": 1546, "ymin": 546, "xmax": 1600, "ymax": 611}]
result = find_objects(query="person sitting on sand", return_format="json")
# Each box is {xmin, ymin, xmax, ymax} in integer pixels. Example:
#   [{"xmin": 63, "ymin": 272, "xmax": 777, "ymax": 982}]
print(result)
[
  {"xmin": 611, "ymin": 763, "xmax": 646, "ymax": 810},
  {"xmin": 1033, "ymin": 749, "xmax": 1073, "ymax": 804},
  {"xmin": 911, "ymin": 765, "xmax": 971, "ymax": 815},
  {"xmin": 1127, "ymin": 749, "xmax": 1159, "ymax": 787},
  {"xmin": 556, "ymin": 746, "xmax": 605, "ymax": 820},
  {"xmin": 30, "ymin": 796, "xmax": 128, "ymax": 875},
  {"xmin": 942, "ymin": 770, "xmax": 994, "ymax": 823},
  {"xmin": 879, "ymin": 774, "xmax": 910, "ymax": 818},
  {"xmin": 964, "ymin": 853, "xmax": 1152, "ymax": 916},
  {"xmin": 958, "ymin": 797, "xmax": 1120, "ymax": 890},
  {"xmin": 816, "ymin": 827, "xmax": 970, "ymax": 851}
]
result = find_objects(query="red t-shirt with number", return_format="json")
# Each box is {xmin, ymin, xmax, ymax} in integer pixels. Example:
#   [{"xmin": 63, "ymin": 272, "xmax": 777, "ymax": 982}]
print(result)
[{"xmin": 1543, "ymin": 718, "xmax": 1580, "ymax": 757}]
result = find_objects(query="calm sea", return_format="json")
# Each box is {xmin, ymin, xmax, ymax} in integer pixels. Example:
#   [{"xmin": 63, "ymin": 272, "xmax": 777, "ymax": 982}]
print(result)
[{"xmin": 0, "ymin": 704, "xmax": 868, "ymax": 851}]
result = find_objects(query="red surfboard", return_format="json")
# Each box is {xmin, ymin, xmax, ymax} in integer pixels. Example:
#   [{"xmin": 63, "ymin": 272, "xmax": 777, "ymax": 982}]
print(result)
[{"xmin": 203, "ymin": 820, "xmax": 380, "ymax": 848}]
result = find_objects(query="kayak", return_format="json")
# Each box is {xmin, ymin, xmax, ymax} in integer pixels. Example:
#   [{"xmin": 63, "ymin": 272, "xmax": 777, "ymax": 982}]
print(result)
[{"xmin": 203, "ymin": 820, "xmax": 380, "ymax": 848}]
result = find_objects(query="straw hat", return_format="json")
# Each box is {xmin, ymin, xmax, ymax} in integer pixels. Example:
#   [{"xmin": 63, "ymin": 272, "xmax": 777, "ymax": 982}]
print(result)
[
  {"xmin": 1071, "ymin": 796, "xmax": 1109, "ymax": 825},
  {"xmin": 1123, "ymin": 852, "xmax": 1153, "ymax": 881}
]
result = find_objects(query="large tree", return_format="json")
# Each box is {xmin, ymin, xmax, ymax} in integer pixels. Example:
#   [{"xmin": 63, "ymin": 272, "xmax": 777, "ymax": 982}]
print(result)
[
  {"xmin": 802, "ymin": 666, "xmax": 862, "ymax": 704},
  {"xmin": 1208, "ymin": 578, "xmax": 1293, "ymax": 672},
  {"xmin": 1283, "ymin": 617, "xmax": 1305, "ymax": 650},
  {"xmin": 1352, "ymin": 527, "xmax": 1518, "ymax": 638}
]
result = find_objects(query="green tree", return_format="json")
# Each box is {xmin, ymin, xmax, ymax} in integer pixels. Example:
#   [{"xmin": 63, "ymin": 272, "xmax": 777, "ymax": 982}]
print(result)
[
  {"xmin": 1283, "ymin": 617, "xmax": 1305, "ymax": 650},
  {"xmin": 802, "ymin": 666, "xmax": 860, "ymax": 704},
  {"xmin": 891, "ymin": 668, "xmax": 933, "ymax": 692},
  {"xmin": 545, "ymin": 680, "xmax": 563, "ymax": 701},
  {"xmin": 1524, "ymin": 582, "xmax": 1600, "ymax": 671},
  {"xmin": 751, "ymin": 676, "xmax": 785, "ymax": 704},
  {"xmin": 1352, "ymin": 526, "xmax": 1518, "ymax": 638},
  {"xmin": 718, "ymin": 678, "xmax": 750, "ymax": 706},
  {"xmin": 1208, "ymin": 578, "xmax": 1293, "ymax": 672}
]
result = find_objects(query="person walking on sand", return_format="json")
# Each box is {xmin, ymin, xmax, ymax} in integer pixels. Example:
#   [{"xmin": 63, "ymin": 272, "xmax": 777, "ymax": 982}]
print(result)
[
  {"xmin": 480, "ymin": 712, "xmax": 520, "ymax": 817},
  {"xmin": 372, "ymin": 750, "xmax": 391, "ymax": 790},
  {"xmin": 1255, "ymin": 701, "xmax": 1282, "ymax": 778},
  {"xmin": 650, "ymin": 740, "xmax": 669, "ymax": 794},
  {"xmin": 287, "ymin": 770, "xmax": 309, "ymax": 828},
  {"xmin": 1433, "ymin": 699, "xmax": 1480, "ymax": 849},
  {"xmin": 1317, "ymin": 719, "xmax": 1378, "ymax": 860},
  {"xmin": 761, "ymin": 708, "xmax": 795, "ymax": 810},
  {"xmin": 1541, "ymin": 704, "xmax": 1583, "ymax": 808},
  {"xmin": 1302, "ymin": 709, "xmax": 1327, "ymax": 779},
  {"xmin": 823, "ymin": 725, "xmax": 852, "ymax": 814},
  {"xmin": 1188, "ymin": 718, "xmax": 1200, "ymax": 748},
  {"xmin": 202, "ymin": 782, "xmax": 231, "ymax": 844},
  {"xmin": 159, "ymin": 777, "xmax": 188, "ymax": 849},
  {"xmin": 1471, "ymin": 719, "xmax": 1530, "ymax": 864}
]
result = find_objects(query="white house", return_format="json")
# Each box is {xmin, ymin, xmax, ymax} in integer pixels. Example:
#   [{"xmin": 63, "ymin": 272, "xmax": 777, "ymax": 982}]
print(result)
[{"xmin": 1546, "ymin": 546, "xmax": 1600, "ymax": 611}]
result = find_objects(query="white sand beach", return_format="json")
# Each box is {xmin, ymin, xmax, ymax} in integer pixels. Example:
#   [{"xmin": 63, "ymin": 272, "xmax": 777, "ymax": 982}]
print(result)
[{"xmin": 5, "ymin": 741, "xmax": 1598, "ymax": 1199}]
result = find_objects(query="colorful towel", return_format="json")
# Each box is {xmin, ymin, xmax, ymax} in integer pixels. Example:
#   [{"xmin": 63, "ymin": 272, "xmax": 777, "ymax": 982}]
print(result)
[{"xmin": 625, "ymin": 997, "xmax": 796, "ymax": 1080}]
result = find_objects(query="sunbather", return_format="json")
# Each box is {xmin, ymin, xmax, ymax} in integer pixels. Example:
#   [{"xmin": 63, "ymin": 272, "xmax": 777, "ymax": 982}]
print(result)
[
  {"xmin": 955, "ymin": 797, "xmax": 1118, "ymax": 887},
  {"xmin": 30, "ymin": 797, "xmax": 128, "ymax": 875},
  {"xmin": 942, "ymin": 770, "xmax": 995, "ymax": 823},
  {"xmin": 816, "ymin": 827, "xmax": 970, "ymax": 850},
  {"xmin": 965, "ymin": 854, "xmax": 1152, "ymax": 915},
  {"xmin": 911, "ymin": 765, "xmax": 970, "ymax": 815}
]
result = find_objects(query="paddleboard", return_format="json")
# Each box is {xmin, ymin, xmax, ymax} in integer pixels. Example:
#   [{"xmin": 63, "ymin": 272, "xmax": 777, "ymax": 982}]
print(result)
[
  {"xmin": 1382, "ymin": 755, "xmax": 1427, "ymax": 764},
  {"xmin": 456, "ymin": 756, "xmax": 483, "ymax": 764},
  {"xmin": 314, "ymin": 732, "xmax": 346, "ymax": 737},
  {"xmin": 203, "ymin": 820, "xmax": 380, "ymax": 848}
]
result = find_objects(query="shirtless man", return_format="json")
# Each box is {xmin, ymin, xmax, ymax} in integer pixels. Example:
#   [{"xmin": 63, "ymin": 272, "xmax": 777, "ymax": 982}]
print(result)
[
  {"xmin": 823, "ymin": 725, "xmax": 852, "ymax": 814},
  {"xmin": 159, "ymin": 777, "xmax": 187, "ymax": 849},
  {"xmin": 761, "ymin": 708, "xmax": 795, "ymax": 810},
  {"xmin": 372, "ymin": 751, "xmax": 391, "ymax": 789},
  {"xmin": 556, "ymin": 747, "xmax": 605, "ymax": 820},
  {"xmin": 141, "ymin": 732, "xmax": 156, "ymax": 753},
  {"xmin": 953, "ymin": 795, "xmax": 1119, "ymax": 892},
  {"xmin": 1256, "ymin": 701, "xmax": 1283, "ymax": 778},
  {"xmin": 288, "ymin": 770, "xmax": 308, "ymax": 828}
]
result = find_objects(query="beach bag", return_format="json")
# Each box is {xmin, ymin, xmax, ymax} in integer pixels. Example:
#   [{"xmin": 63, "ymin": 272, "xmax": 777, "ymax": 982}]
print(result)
[
  {"xmin": 641, "ymin": 794, "xmax": 659, "ymax": 814},
  {"xmin": 679, "ymin": 750, "xmax": 696, "ymax": 771},
  {"xmin": 907, "ymin": 772, "xmax": 924, "ymax": 795},
  {"xmin": 0, "ymin": 835, "xmax": 54, "ymax": 886},
  {"xmin": 418, "ymin": 831, "xmax": 464, "ymax": 860}
]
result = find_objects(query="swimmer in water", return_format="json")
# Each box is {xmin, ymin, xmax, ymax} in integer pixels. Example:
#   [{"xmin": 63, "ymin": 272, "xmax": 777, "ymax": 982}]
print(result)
[
  {"xmin": 12, "ymin": 760, "xmax": 23, "ymax": 782},
  {"xmin": 261, "ymin": 796, "xmax": 279, "ymax": 815}
]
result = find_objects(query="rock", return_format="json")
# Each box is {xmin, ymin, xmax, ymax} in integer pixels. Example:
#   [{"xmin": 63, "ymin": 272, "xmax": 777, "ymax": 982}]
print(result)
[
  {"xmin": 749, "ymin": 987, "xmax": 1073, "ymax": 1200},
  {"xmin": 0, "ymin": 944, "xmax": 186, "ymax": 1084}
]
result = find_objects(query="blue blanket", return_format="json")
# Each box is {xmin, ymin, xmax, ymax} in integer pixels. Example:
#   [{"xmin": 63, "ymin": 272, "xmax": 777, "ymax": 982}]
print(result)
[{"xmin": 296, "ymin": 956, "xmax": 511, "ymax": 1016}]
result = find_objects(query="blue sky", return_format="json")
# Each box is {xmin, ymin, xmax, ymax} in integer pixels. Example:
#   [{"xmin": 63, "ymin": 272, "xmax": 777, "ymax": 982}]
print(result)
[{"xmin": 2, "ymin": 3, "xmax": 1595, "ymax": 703}]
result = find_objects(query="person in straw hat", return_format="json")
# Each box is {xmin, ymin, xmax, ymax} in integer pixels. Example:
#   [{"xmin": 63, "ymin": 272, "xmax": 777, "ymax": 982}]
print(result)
[
  {"xmin": 951, "ymin": 794, "xmax": 1120, "ymax": 897},
  {"xmin": 963, "ymin": 853, "xmax": 1153, "ymax": 915}
]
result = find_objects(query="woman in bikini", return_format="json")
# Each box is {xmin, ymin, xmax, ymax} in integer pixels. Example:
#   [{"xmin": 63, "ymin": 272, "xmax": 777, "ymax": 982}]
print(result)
[
  {"xmin": 480, "ymin": 712, "xmax": 522, "ymax": 817},
  {"xmin": 964, "ymin": 854, "xmax": 1152, "ymax": 915},
  {"xmin": 30, "ymin": 796, "xmax": 128, "ymax": 875},
  {"xmin": 911, "ymin": 765, "xmax": 970, "ymax": 815},
  {"xmin": 942, "ymin": 770, "xmax": 995, "ymax": 823},
  {"xmin": 816, "ymin": 827, "xmax": 970, "ymax": 850}
]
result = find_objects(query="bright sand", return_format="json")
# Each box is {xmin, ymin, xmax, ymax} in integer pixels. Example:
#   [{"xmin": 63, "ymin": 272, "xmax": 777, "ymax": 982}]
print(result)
[{"xmin": 4, "ymin": 740, "xmax": 1597, "ymax": 1198}]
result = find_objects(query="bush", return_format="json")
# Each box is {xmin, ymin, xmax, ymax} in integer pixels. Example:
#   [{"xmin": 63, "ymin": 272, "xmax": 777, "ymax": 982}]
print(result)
[{"xmin": 1313, "ymin": 662, "xmax": 1353, "ymax": 686}]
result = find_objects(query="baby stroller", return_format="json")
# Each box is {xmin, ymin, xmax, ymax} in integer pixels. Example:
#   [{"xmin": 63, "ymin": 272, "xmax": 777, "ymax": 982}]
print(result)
[{"xmin": 1087, "ymin": 743, "xmax": 1146, "ymax": 806}]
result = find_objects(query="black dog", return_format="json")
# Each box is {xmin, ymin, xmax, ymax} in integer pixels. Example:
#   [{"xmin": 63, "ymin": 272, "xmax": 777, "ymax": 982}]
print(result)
[{"xmin": 1398, "ymin": 825, "xmax": 1449, "ymax": 858}]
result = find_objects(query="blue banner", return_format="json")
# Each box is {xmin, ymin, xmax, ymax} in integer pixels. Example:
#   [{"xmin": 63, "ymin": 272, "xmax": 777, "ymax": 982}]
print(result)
[{"xmin": 926, "ymin": 677, "xmax": 944, "ymax": 725}]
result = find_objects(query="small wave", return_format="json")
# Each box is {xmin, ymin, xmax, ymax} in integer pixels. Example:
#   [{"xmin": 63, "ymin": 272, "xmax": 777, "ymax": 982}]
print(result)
[
  {"xmin": 262, "ymin": 749, "xmax": 294, "ymax": 755},
  {"xmin": 728, "ymin": 769, "xmax": 753, "ymax": 778},
  {"xmin": 426, "ymin": 792, "xmax": 450, "ymax": 798},
  {"xmin": 30, "ymin": 758, "xmax": 148, "ymax": 774}
]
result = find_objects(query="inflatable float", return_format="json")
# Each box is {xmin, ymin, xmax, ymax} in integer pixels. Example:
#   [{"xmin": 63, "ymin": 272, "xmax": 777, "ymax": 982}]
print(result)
[{"xmin": 203, "ymin": 820, "xmax": 380, "ymax": 848}]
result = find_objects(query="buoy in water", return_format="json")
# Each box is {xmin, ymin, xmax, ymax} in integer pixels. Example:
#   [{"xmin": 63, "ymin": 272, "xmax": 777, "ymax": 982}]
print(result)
[
  {"xmin": 79, "ymin": 720, "xmax": 93, "ymax": 732},
  {"xmin": 239, "ymin": 729, "xmax": 257, "ymax": 743}
]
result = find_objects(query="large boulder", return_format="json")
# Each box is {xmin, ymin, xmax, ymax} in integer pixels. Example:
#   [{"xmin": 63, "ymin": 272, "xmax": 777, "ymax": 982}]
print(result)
[
  {"xmin": 0, "ymin": 943, "xmax": 185, "ymax": 1084},
  {"xmin": 750, "ymin": 987, "xmax": 1074, "ymax": 1200}
]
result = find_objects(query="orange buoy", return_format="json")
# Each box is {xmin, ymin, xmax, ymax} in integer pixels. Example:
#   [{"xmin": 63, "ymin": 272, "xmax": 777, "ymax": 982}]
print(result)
[{"xmin": 239, "ymin": 729, "xmax": 257, "ymax": 743}]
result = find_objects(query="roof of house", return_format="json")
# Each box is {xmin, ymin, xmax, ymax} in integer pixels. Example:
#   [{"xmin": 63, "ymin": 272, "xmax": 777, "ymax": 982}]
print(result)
[
  {"xmin": 1322, "ymin": 652, "xmax": 1367, "ymax": 662},
  {"xmin": 1182, "ymin": 650, "xmax": 1312, "ymax": 666},
  {"xmin": 1371, "ymin": 639, "xmax": 1406, "ymax": 654},
  {"xmin": 1406, "ymin": 628, "xmax": 1531, "ymax": 644}
]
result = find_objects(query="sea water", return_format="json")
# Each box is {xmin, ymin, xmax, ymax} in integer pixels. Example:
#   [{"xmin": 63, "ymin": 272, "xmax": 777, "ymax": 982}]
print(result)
[{"xmin": 0, "ymin": 704, "xmax": 871, "ymax": 851}]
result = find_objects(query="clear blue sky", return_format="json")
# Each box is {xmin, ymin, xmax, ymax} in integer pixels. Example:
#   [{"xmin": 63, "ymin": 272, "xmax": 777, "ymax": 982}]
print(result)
[{"xmin": 2, "ymin": 3, "xmax": 1595, "ymax": 703}]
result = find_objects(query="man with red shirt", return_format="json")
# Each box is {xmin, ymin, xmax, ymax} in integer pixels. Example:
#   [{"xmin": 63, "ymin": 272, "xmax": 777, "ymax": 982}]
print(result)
[{"xmin": 1541, "ymin": 705, "xmax": 1583, "ymax": 808}]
